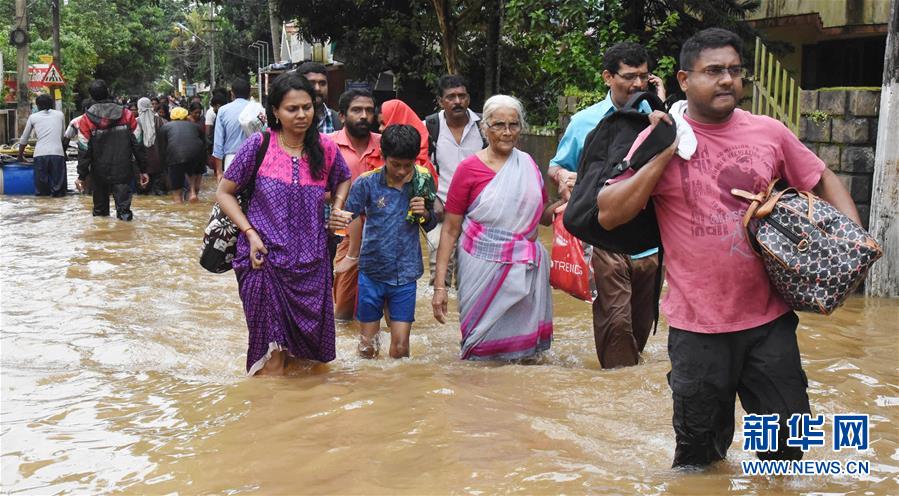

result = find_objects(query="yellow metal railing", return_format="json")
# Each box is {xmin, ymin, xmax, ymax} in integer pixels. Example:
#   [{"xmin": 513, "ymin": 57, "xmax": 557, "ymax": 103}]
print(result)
[{"xmin": 752, "ymin": 37, "xmax": 801, "ymax": 135}]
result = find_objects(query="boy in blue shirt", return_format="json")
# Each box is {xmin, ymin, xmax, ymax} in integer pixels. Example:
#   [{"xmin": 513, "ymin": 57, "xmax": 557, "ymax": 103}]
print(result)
[{"xmin": 330, "ymin": 124, "xmax": 438, "ymax": 359}]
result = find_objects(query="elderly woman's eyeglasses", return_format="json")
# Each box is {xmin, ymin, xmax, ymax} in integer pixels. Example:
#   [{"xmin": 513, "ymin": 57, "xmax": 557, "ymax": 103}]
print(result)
[{"xmin": 486, "ymin": 121, "xmax": 521, "ymax": 132}]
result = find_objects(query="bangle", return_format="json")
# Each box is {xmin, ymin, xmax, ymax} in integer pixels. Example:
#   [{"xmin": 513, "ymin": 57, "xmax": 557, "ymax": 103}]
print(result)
[
  {"xmin": 242, "ymin": 226, "xmax": 256, "ymax": 234},
  {"xmin": 434, "ymin": 287, "xmax": 447, "ymax": 291},
  {"xmin": 345, "ymin": 254, "xmax": 358, "ymax": 260}
]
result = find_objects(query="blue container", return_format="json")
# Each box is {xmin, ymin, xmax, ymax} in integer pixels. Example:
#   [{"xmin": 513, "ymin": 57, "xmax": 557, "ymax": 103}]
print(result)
[{"xmin": 0, "ymin": 163, "xmax": 36, "ymax": 195}]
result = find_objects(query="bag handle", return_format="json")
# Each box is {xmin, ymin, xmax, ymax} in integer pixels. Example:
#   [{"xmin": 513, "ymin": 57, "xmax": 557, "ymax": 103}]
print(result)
[
  {"xmin": 622, "ymin": 91, "xmax": 666, "ymax": 113},
  {"xmin": 731, "ymin": 179, "xmax": 781, "ymax": 256},
  {"xmin": 731, "ymin": 179, "xmax": 790, "ymax": 225}
]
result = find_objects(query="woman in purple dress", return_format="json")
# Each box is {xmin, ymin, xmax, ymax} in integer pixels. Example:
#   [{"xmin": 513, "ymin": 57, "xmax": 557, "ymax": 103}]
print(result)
[{"xmin": 216, "ymin": 73, "xmax": 351, "ymax": 376}]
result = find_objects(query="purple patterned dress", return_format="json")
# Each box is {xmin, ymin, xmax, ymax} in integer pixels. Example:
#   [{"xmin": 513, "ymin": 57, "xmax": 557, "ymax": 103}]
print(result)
[{"xmin": 224, "ymin": 131, "xmax": 351, "ymax": 374}]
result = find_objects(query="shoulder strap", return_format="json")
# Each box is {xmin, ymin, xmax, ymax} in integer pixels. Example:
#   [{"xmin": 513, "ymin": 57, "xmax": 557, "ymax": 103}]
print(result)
[
  {"xmin": 425, "ymin": 113, "xmax": 440, "ymax": 140},
  {"xmin": 239, "ymin": 131, "xmax": 270, "ymax": 207},
  {"xmin": 475, "ymin": 112, "xmax": 488, "ymax": 149},
  {"xmin": 253, "ymin": 130, "xmax": 270, "ymax": 176},
  {"xmin": 606, "ymin": 117, "xmax": 676, "ymax": 180},
  {"xmin": 425, "ymin": 113, "xmax": 440, "ymax": 172}
]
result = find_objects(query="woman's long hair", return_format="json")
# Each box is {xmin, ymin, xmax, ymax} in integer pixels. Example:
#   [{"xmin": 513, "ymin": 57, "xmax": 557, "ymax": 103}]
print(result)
[{"xmin": 266, "ymin": 73, "xmax": 325, "ymax": 179}]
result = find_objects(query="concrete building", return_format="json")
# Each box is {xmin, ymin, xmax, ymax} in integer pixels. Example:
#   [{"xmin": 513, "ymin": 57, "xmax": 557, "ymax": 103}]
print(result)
[{"xmin": 746, "ymin": 0, "xmax": 891, "ymax": 88}]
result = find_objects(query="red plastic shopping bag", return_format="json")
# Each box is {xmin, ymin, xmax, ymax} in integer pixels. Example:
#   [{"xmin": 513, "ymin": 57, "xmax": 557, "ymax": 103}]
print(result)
[{"xmin": 550, "ymin": 212, "xmax": 595, "ymax": 302}]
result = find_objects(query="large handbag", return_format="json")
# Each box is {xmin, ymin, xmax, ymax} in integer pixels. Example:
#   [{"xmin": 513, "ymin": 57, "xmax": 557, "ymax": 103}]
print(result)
[
  {"xmin": 732, "ymin": 179, "xmax": 882, "ymax": 314},
  {"xmin": 199, "ymin": 131, "xmax": 270, "ymax": 273}
]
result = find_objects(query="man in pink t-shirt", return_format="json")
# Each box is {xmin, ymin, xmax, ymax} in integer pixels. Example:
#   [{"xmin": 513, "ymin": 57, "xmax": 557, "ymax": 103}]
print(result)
[{"xmin": 599, "ymin": 28, "xmax": 862, "ymax": 468}]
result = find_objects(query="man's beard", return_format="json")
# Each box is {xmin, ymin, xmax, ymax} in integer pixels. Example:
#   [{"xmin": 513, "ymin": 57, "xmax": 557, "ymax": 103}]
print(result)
[{"xmin": 346, "ymin": 120, "xmax": 372, "ymax": 138}]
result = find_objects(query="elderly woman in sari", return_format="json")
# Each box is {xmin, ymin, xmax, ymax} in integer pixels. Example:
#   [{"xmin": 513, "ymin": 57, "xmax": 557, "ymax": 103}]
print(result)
[{"xmin": 431, "ymin": 95, "xmax": 560, "ymax": 361}]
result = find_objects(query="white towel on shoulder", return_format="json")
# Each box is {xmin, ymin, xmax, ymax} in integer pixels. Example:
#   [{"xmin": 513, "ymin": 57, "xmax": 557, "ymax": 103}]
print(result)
[{"xmin": 669, "ymin": 100, "xmax": 697, "ymax": 160}]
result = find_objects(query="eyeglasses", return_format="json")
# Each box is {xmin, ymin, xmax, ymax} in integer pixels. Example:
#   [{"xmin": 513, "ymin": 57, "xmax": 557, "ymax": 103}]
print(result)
[
  {"xmin": 613, "ymin": 72, "xmax": 651, "ymax": 82},
  {"xmin": 442, "ymin": 92, "xmax": 469, "ymax": 102},
  {"xmin": 684, "ymin": 65, "xmax": 749, "ymax": 80},
  {"xmin": 486, "ymin": 121, "xmax": 521, "ymax": 132}
]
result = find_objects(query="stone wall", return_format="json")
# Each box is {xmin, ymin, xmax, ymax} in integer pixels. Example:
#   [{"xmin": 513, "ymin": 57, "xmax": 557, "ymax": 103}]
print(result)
[
  {"xmin": 799, "ymin": 88, "xmax": 880, "ymax": 228},
  {"xmin": 517, "ymin": 130, "xmax": 561, "ymax": 199}
]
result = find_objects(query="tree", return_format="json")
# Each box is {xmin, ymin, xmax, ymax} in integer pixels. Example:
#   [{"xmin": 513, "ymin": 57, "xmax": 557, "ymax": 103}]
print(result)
[
  {"xmin": 267, "ymin": 0, "xmax": 282, "ymax": 57},
  {"xmin": 502, "ymin": 0, "xmax": 758, "ymax": 123},
  {"xmin": 1, "ymin": 0, "xmax": 174, "ymax": 104},
  {"xmin": 428, "ymin": 0, "xmax": 480, "ymax": 75},
  {"xmin": 281, "ymin": 1, "xmax": 442, "ymax": 84},
  {"xmin": 211, "ymin": 0, "xmax": 273, "ymax": 87}
]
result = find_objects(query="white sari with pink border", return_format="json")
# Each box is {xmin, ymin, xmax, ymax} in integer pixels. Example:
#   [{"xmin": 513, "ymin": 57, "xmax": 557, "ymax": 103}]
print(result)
[{"xmin": 456, "ymin": 148, "xmax": 552, "ymax": 360}]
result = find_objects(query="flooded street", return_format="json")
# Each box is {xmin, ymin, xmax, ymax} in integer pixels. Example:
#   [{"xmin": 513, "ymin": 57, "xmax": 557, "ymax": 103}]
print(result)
[{"xmin": 1, "ymin": 176, "xmax": 897, "ymax": 494}]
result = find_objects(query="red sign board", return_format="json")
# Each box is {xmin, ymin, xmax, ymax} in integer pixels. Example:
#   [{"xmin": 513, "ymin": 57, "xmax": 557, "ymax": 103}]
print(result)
[
  {"xmin": 28, "ymin": 65, "xmax": 50, "ymax": 89},
  {"xmin": 3, "ymin": 63, "xmax": 66, "ymax": 103}
]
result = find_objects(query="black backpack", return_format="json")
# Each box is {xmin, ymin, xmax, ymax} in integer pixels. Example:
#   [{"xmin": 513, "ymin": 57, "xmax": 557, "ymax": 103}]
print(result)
[
  {"xmin": 424, "ymin": 112, "xmax": 488, "ymax": 174},
  {"xmin": 562, "ymin": 92, "xmax": 676, "ymax": 255}
]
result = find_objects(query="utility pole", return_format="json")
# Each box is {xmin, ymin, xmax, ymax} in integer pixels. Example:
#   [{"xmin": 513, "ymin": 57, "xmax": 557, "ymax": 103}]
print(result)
[
  {"xmin": 208, "ymin": 2, "xmax": 215, "ymax": 90},
  {"xmin": 51, "ymin": 0, "xmax": 61, "ymax": 65},
  {"xmin": 866, "ymin": 0, "xmax": 899, "ymax": 297},
  {"xmin": 267, "ymin": 0, "xmax": 281, "ymax": 60},
  {"xmin": 51, "ymin": 0, "xmax": 62, "ymax": 111},
  {"xmin": 15, "ymin": 0, "xmax": 29, "ymax": 135}
]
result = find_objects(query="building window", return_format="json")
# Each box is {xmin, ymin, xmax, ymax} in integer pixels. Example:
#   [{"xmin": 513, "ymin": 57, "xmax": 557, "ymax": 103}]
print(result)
[{"xmin": 802, "ymin": 36, "xmax": 886, "ymax": 89}]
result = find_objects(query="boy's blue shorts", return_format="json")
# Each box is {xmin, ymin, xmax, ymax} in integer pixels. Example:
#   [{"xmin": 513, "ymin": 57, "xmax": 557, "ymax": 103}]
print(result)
[{"xmin": 356, "ymin": 271, "xmax": 417, "ymax": 323}]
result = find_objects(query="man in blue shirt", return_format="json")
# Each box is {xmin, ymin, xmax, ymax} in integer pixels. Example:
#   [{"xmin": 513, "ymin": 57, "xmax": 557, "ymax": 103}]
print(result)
[
  {"xmin": 330, "ymin": 124, "xmax": 437, "ymax": 359},
  {"xmin": 548, "ymin": 42, "xmax": 666, "ymax": 369},
  {"xmin": 212, "ymin": 78, "xmax": 251, "ymax": 180}
]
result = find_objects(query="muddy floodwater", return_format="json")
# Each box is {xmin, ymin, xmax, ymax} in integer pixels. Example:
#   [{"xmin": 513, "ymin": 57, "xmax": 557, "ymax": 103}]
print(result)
[{"xmin": 1, "ymin": 176, "xmax": 897, "ymax": 494}]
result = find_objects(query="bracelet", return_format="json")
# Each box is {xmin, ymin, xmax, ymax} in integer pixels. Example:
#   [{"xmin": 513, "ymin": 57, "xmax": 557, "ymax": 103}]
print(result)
[
  {"xmin": 434, "ymin": 287, "xmax": 447, "ymax": 291},
  {"xmin": 242, "ymin": 226, "xmax": 256, "ymax": 234},
  {"xmin": 345, "ymin": 254, "xmax": 359, "ymax": 260}
]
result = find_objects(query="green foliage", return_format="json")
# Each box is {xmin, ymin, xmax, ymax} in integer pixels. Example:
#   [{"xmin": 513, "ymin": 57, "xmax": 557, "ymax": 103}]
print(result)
[
  {"xmin": 526, "ymin": 123, "xmax": 559, "ymax": 135},
  {"xmin": 561, "ymin": 85, "xmax": 607, "ymax": 112},
  {"xmin": 213, "ymin": 0, "xmax": 271, "ymax": 87},
  {"xmin": 808, "ymin": 110, "xmax": 830, "ymax": 125},
  {"xmin": 0, "ymin": 0, "xmax": 174, "ymax": 102},
  {"xmin": 281, "ymin": 1, "xmax": 442, "ymax": 86},
  {"xmin": 502, "ymin": 0, "xmax": 630, "ymax": 124}
]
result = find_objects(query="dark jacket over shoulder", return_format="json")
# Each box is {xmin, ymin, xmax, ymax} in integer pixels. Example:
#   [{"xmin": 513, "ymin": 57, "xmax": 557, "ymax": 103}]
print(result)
[
  {"xmin": 157, "ymin": 120, "xmax": 206, "ymax": 167},
  {"xmin": 77, "ymin": 102, "xmax": 146, "ymax": 182}
]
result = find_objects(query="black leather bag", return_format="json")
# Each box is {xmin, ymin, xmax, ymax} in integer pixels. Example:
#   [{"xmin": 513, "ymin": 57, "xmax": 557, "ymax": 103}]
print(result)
[
  {"xmin": 732, "ymin": 179, "xmax": 882, "ymax": 314},
  {"xmin": 199, "ymin": 131, "xmax": 270, "ymax": 273},
  {"xmin": 562, "ymin": 92, "xmax": 675, "ymax": 255}
]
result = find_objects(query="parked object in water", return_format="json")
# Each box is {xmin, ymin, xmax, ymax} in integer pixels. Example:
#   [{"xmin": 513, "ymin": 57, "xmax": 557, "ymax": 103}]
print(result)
[{"xmin": 0, "ymin": 162, "xmax": 36, "ymax": 195}]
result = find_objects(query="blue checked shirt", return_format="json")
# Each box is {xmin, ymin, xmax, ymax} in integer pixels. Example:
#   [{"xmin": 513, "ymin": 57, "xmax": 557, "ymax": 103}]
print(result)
[
  {"xmin": 344, "ymin": 166, "xmax": 438, "ymax": 285},
  {"xmin": 318, "ymin": 105, "xmax": 338, "ymax": 134}
]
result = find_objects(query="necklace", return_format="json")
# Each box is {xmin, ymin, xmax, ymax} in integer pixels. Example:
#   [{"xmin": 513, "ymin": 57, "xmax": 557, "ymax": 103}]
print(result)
[{"xmin": 279, "ymin": 133, "xmax": 304, "ymax": 151}]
